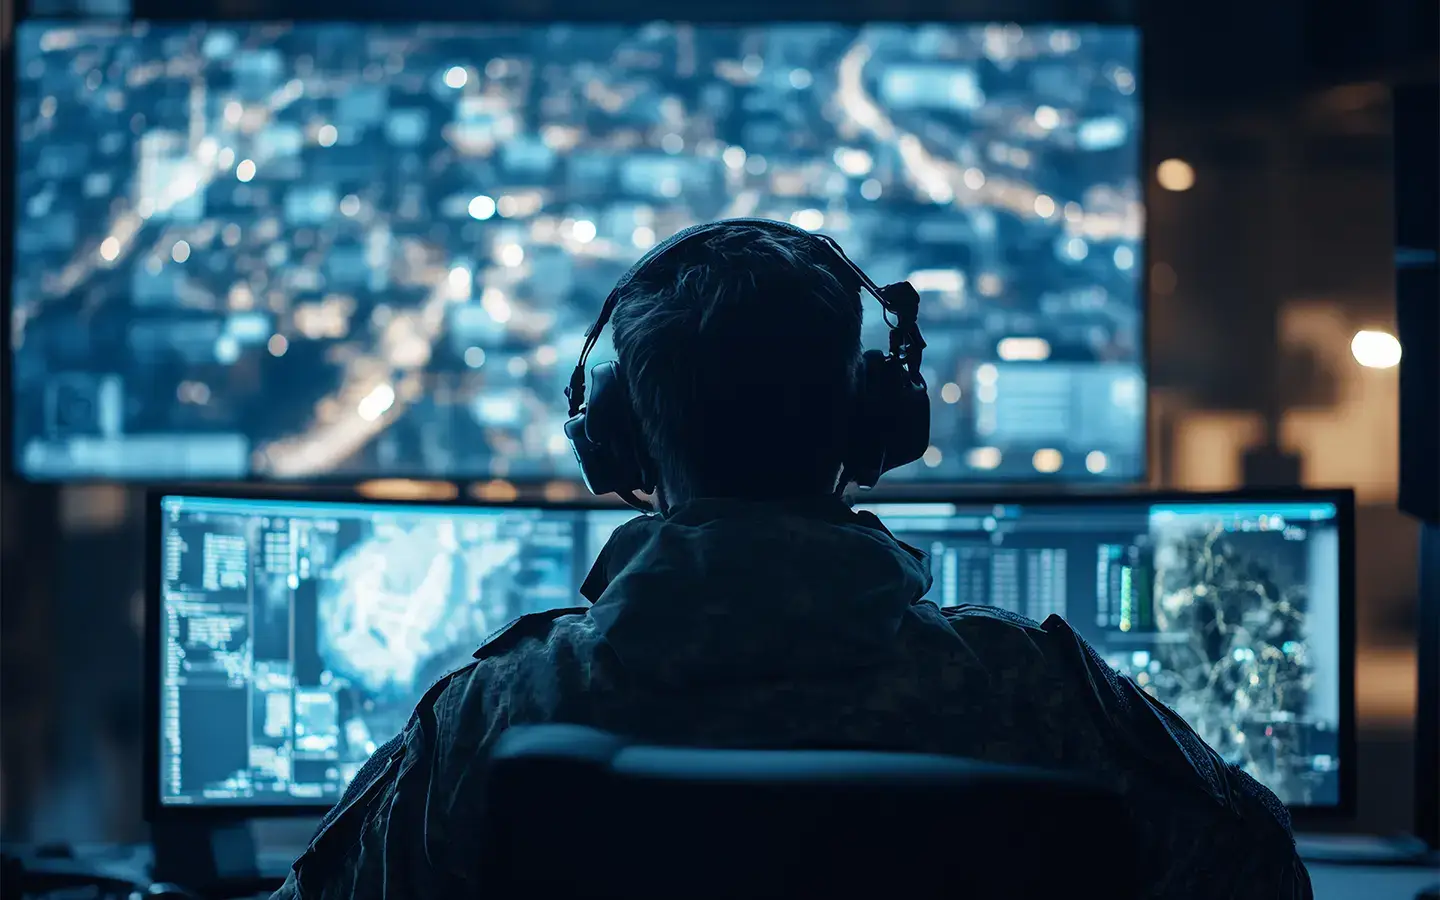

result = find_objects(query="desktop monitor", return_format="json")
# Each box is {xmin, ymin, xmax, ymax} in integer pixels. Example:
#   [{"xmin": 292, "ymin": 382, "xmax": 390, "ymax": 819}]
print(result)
[
  {"xmin": 146, "ymin": 488, "xmax": 1351, "ymax": 819},
  {"xmin": 14, "ymin": 21, "xmax": 1145, "ymax": 483}
]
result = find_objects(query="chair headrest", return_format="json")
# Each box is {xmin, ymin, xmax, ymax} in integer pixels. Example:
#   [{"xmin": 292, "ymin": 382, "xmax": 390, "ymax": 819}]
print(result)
[
  {"xmin": 482, "ymin": 725, "xmax": 1141, "ymax": 899},
  {"xmin": 491, "ymin": 723, "xmax": 1106, "ymax": 793}
]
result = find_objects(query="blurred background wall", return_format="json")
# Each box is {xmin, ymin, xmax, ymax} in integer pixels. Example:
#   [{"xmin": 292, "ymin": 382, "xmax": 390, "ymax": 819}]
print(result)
[{"xmin": 0, "ymin": 0, "xmax": 1436, "ymax": 844}]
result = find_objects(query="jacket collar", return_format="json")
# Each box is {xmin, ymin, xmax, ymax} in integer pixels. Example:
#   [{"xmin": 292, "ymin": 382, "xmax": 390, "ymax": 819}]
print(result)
[{"xmin": 577, "ymin": 498, "xmax": 932, "ymax": 683}]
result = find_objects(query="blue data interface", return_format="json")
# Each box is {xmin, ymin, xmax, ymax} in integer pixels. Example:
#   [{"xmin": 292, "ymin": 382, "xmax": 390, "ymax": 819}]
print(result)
[{"xmin": 158, "ymin": 495, "xmax": 1340, "ymax": 809}]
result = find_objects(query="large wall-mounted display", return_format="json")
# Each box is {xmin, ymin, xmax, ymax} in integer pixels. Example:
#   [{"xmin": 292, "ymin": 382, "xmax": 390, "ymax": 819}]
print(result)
[{"xmin": 11, "ymin": 22, "xmax": 1144, "ymax": 483}]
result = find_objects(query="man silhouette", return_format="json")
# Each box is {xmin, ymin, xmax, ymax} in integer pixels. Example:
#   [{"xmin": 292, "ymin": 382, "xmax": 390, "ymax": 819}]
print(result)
[{"xmin": 275, "ymin": 221, "xmax": 1310, "ymax": 899}]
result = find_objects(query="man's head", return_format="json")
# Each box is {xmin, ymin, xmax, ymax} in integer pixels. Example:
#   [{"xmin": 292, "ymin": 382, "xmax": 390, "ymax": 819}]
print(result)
[{"xmin": 610, "ymin": 223, "xmax": 864, "ymax": 504}]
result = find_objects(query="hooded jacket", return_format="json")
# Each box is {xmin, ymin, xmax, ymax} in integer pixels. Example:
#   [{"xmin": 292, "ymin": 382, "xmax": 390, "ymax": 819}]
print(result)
[{"xmin": 274, "ymin": 498, "xmax": 1310, "ymax": 900}]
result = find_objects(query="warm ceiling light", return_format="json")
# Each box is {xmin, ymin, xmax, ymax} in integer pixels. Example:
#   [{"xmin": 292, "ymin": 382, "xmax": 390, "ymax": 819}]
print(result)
[
  {"xmin": 470, "ymin": 479, "xmax": 520, "ymax": 502},
  {"xmin": 1156, "ymin": 158, "xmax": 1195, "ymax": 192},
  {"xmin": 355, "ymin": 479, "xmax": 458, "ymax": 501}
]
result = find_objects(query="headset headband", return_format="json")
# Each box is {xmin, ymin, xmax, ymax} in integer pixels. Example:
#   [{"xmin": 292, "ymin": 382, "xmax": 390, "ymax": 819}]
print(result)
[{"xmin": 565, "ymin": 217, "xmax": 926, "ymax": 418}]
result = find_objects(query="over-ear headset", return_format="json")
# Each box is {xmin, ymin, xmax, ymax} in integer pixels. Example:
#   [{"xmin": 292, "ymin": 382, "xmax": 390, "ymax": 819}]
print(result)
[{"xmin": 563, "ymin": 218, "xmax": 930, "ymax": 510}]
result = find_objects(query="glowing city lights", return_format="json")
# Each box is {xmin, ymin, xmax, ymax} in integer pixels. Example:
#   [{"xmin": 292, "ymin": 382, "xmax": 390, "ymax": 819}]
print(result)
[
  {"xmin": 467, "ymin": 195, "xmax": 496, "ymax": 220},
  {"xmin": 571, "ymin": 219, "xmax": 597, "ymax": 243},
  {"xmin": 996, "ymin": 337, "xmax": 1051, "ymax": 362},
  {"xmin": 791, "ymin": 208, "xmax": 825, "ymax": 231},
  {"xmin": 357, "ymin": 383, "xmax": 396, "ymax": 422},
  {"xmin": 968, "ymin": 447, "xmax": 1002, "ymax": 470},
  {"xmin": 834, "ymin": 147, "xmax": 873, "ymax": 176},
  {"xmin": 498, "ymin": 244, "xmax": 525, "ymax": 268},
  {"xmin": 13, "ymin": 23, "xmax": 1146, "ymax": 485},
  {"xmin": 482, "ymin": 288, "xmax": 513, "ymax": 322},
  {"xmin": 1032, "ymin": 448, "xmax": 1063, "ymax": 473}
]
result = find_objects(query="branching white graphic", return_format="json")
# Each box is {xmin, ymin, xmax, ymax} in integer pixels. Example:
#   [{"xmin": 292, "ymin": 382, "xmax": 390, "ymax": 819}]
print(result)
[{"xmin": 319, "ymin": 523, "xmax": 520, "ymax": 696}]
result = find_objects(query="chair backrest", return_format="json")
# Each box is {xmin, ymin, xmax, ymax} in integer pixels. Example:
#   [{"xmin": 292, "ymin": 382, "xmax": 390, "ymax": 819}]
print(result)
[{"xmin": 481, "ymin": 725, "xmax": 1141, "ymax": 899}]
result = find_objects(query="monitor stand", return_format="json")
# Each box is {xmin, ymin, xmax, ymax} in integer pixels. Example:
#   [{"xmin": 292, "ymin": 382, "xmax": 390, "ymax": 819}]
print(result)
[
  {"xmin": 1418, "ymin": 523, "xmax": 1440, "ymax": 900},
  {"xmin": 151, "ymin": 820, "xmax": 261, "ymax": 891},
  {"xmin": 1417, "ymin": 522, "xmax": 1439, "ymax": 849}
]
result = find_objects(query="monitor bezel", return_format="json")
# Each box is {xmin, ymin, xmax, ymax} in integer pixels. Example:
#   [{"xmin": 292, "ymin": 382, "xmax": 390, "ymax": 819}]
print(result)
[
  {"xmin": 142, "ymin": 483, "xmax": 629, "ymax": 822},
  {"xmin": 4, "ymin": 15, "xmax": 1149, "ymax": 487},
  {"xmin": 143, "ymin": 485, "xmax": 1354, "ymax": 823},
  {"xmin": 22, "ymin": 1, "xmax": 1143, "ymax": 22}
]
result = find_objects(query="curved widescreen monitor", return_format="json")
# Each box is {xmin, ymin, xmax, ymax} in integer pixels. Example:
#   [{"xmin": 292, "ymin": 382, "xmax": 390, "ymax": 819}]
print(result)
[
  {"xmin": 12, "ymin": 22, "xmax": 1144, "ymax": 483},
  {"xmin": 146, "ymin": 489, "xmax": 1351, "ymax": 818}
]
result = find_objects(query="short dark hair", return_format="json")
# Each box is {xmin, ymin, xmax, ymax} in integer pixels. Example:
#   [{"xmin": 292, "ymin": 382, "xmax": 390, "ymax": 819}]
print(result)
[{"xmin": 610, "ymin": 223, "xmax": 864, "ymax": 501}]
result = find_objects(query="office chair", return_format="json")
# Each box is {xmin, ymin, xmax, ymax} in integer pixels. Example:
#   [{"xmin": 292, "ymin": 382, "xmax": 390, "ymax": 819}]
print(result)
[{"xmin": 481, "ymin": 724, "xmax": 1141, "ymax": 898}]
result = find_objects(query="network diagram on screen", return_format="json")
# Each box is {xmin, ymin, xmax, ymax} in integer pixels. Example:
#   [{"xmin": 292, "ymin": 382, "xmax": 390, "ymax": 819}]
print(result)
[
  {"xmin": 14, "ymin": 22, "xmax": 1144, "ymax": 482},
  {"xmin": 158, "ymin": 495, "xmax": 1341, "ymax": 810}
]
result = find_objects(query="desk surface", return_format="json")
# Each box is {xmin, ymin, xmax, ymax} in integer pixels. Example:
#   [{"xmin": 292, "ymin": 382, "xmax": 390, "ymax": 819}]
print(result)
[
  {"xmin": 167, "ymin": 867, "xmax": 1440, "ymax": 900},
  {"xmin": 142, "ymin": 862, "xmax": 1440, "ymax": 900},
  {"xmin": 9, "ymin": 838, "xmax": 1438, "ymax": 899},
  {"xmin": 1310, "ymin": 864, "xmax": 1437, "ymax": 900},
  {"xmin": 235, "ymin": 843, "xmax": 1440, "ymax": 900},
  {"xmin": 230, "ymin": 864, "xmax": 1440, "ymax": 900}
]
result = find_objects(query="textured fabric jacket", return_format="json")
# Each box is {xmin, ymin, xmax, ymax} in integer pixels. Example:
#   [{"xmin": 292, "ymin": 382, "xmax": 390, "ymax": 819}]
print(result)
[{"xmin": 272, "ymin": 498, "xmax": 1312, "ymax": 899}]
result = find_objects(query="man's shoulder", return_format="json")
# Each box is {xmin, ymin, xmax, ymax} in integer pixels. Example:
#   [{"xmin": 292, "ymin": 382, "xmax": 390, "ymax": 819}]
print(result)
[
  {"xmin": 930, "ymin": 603, "xmax": 1069, "ymax": 660},
  {"xmin": 933, "ymin": 605, "xmax": 1108, "ymax": 666},
  {"xmin": 471, "ymin": 606, "xmax": 593, "ymax": 661},
  {"xmin": 934, "ymin": 603, "xmax": 1049, "ymax": 633},
  {"xmin": 431, "ymin": 606, "xmax": 597, "ymax": 726},
  {"xmin": 929, "ymin": 605, "xmax": 1143, "ymax": 712}
]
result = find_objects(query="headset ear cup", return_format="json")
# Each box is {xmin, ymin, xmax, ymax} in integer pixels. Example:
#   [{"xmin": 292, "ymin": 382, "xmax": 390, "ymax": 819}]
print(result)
[
  {"xmin": 891, "ymin": 368, "xmax": 932, "ymax": 472},
  {"xmin": 847, "ymin": 350, "xmax": 931, "ymax": 487},
  {"xmin": 565, "ymin": 361, "xmax": 655, "ymax": 497},
  {"xmin": 846, "ymin": 351, "xmax": 887, "ymax": 488}
]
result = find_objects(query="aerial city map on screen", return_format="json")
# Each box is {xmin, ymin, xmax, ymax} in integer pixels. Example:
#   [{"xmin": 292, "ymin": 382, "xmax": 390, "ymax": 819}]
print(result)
[
  {"xmin": 158, "ymin": 497, "xmax": 633, "ymax": 806},
  {"xmin": 13, "ymin": 23, "xmax": 1143, "ymax": 482}
]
